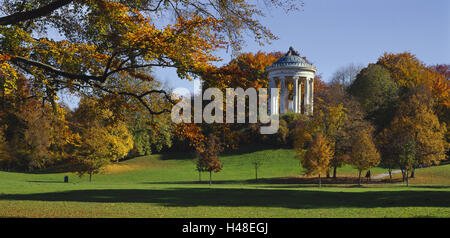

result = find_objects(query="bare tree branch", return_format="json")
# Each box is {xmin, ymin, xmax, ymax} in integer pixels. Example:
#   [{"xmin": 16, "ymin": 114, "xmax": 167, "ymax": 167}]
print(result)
[
  {"xmin": 11, "ymin": 56, "xmax": 107, "ymax": 82},
  {"xmin": 90, "ymin": 81, "xmax": 175, "ymax": 115},
  {"xmin": 0, "ymin": 0, "xmax": 73, "ymax": 26}
]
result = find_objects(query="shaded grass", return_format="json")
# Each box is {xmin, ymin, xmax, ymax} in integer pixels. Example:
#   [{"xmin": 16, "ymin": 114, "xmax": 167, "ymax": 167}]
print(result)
[
  {"xmin": 0, "ymin": 184, "xmax": 449, "ymax": 218},
  {"xmin": 2, "ymin": 186, "xmax": 449, "ymax": 208}
]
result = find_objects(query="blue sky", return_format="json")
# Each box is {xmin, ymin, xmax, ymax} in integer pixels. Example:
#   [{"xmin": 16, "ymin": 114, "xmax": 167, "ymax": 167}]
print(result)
[{"xmin": 155, "ymin": 0, "xmax": 450, "ymax": 92}]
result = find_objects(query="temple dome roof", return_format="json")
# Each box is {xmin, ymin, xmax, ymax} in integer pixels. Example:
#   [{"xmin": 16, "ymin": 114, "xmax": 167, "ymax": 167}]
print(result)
[{"xmin": 267, "ymin": 47, "xmax": 316, "ymax": 72}]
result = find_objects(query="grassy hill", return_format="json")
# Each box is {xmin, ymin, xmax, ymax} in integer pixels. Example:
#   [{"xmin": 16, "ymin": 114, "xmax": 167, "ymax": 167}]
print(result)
[
  {"xmin": 81, "ymin": 149, "xmax": 387, "ymax": 184},
  {"xmin": 0, "ymin": 149, "xmax": 449, "ymax": 218}
]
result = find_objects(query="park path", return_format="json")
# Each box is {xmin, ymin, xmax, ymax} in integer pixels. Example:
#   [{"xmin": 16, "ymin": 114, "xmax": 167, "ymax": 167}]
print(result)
[{"xmin": 373, "ymin": 170, "xmax": 402, "ymax": 179}]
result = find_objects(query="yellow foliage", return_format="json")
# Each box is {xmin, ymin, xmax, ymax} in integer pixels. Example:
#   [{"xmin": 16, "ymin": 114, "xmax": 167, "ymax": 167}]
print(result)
[
  {"xmin": 377, "ymin": 52, "xmax": 450, "ymax": 110},
  {"xmin": 388, "ymin": 87, "xmax": 447, "ymax": 165},
  {"xmin": 299, "ymin": 133, "xmax": 334, "ymax": 177},
  {"xmin": 350, "ymin": 129, "xmax": 380, "ymax": 172},
  {"xmin": 0, "ymin": 61, "xmax": 18, "ymax": 95}
]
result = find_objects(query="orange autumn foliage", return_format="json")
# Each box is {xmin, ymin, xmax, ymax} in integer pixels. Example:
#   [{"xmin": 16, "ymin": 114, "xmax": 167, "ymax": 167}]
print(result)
[{"xmin": 377, "ymin": 52, "xmax": 450, "ymax": 110}]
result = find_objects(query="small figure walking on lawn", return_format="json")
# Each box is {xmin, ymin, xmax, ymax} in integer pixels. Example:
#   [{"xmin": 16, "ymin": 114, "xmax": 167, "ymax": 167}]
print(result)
[{"xmin": 365, "ymin": 170, "xmax": 371, "ymax": 183}]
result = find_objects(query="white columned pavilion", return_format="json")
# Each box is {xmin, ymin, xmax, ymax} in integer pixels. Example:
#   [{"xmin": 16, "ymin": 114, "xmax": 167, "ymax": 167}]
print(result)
[{"xmin": 267, "ymin": 47, "xmax": 316, "ymax": 116}]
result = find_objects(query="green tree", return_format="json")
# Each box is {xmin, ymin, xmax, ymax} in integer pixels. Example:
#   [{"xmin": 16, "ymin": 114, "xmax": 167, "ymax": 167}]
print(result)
[
  {"xmin": 127, "ymin": 105, "xmax": 173, "ymax": 156},
  {"xmin": 398, "ymin": 139, "xmax": 416, "ymax": 186},
  {"xmin": 349, "ymin": 64, "xmax": 399, "ymax": 131},
  {"xmin": 250, "ymin": 154, "xmax": 267, "ymax": 182}
]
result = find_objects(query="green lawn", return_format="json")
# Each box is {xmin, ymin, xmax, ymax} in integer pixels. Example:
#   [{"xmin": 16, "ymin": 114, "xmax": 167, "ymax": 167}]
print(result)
[{"xmin": 0, "ymin": 149, "xmax": 449, "ymax": 218}]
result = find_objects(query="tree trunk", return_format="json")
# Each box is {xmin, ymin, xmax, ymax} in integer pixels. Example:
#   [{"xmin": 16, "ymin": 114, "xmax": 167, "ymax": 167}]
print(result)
[
  {"xmin": 406, "ymin": 169, "xmax": 409, "ymax": 187},
  {"xmin": 411, "ymin": 167, "xmax": 415, "ymax": 178},
  {"xmin": 333, "ymin": 166, "xmax": 337, "ymax": 179},
  {"xmin": 388, "ymin": 168, "xmax": 392, "ymax": 182},
  {"xmin": 209, "ymin": 171, "xmax": 212, "ymax": 185},
  {"xmin": 400, "ymin": 168, "xmax": 405, "ymax": 182},
  {"xmin": 318, "ymin": 174, "xmax": 321, "ymax": 188},
  {"xmin": 89, "ymin": 173, "xmax": 92, "ymax": 182},
  {"xmin": 358, "ymin": 170, "xmax": 362, "ymax": 185},
  {"xmin": 326, "ymin": 170, "xmax": 330, "ymax": 178},
  {"xmin": 199, "ymin": 171, "xmax": 201, "ymax": 183}
]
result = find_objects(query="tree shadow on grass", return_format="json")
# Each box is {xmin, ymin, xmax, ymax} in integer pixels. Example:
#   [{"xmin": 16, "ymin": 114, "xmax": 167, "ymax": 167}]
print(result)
[
  {"xmin": 157, "ymin": 152, "xmax": 196, "ymax": 161},
  {"xmin": 408, "ymin": 185, "xmax": 450, "ymax": 189},
  {"xmin": 1, "ymin": 187, "xmax": 449, "ymax": 209},
  {"xmin": 27, "ymin": 181, "xmax": 66, "ymax": 184},
  {"xmin": 141, "ymin": 176, "xmax": 404, "ymax": 186}
]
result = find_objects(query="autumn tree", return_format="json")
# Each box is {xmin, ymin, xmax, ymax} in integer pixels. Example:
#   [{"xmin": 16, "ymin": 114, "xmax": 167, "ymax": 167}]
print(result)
[
  {"xmin": 313, "ymin": 82, "xmax": 367, "ymax": 179},
  {"xmin": 72, "ymin": 97, "xmax": 134, "ymax": 161},
  {"xmin": 375, "ymin": 129, "xmax": 397, "ymax": 182},
  {"xmin": 429, "ymin": 64, "xmax": 450, "ymax": 139},
  {"xmin": 72, "ymin": 127, "xmax": 113, "ymax": 182},
  {"xmin": 0, "ymin": 97, "xmax": 79, "ymax": 171},
  {"xmin": 298, "ymin": 132, "xmax": 333, "ymax": 187},
  {"xmin": 70, "ymin": 97, "xmax": 133, "ymax": 180},
  {"xmin": 313, "ymin": 103, "xmax": 347, "ymax": 178},
  {"xmin": 293, "ymin": 114, "xmax": 315, "ymax": 158},
  {"xmin": 199, "ymin": 51, "xmax": 283, "ymax": 148},
  {"xmin": 196, "ymin": 133, "xmax": 223, "ymax": 185},
  {"xmin": 202, "ymin": 51, "xmax": 283, "ymax": 90},
  {"xmin": 0, "ymin": 71, "xmax": 79, "ymax": 171},
  {"xmin": 349, "ymin": 128, "xmax": 381, "ymax": 185},
  {"xmin": 0, "ymin": 0, "xmax": 304, "ymax": 121},
  {"xmin": 384, "ymin": 86, "xmax": 447, "ymax": 180},
  {"xmin": 376, "ymin": 52, "xmax": 449, "ymax": 114},
  {"xmin": 430, "ymin": 64, "xmax": 449, "ymax": 80},
  {"xmin": 0, "ymin": 129, "xmax": 13, "ymax": 170}
]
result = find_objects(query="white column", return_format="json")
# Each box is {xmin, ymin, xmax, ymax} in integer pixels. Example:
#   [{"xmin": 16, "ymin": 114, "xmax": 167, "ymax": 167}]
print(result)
[
  {"xmin": 280, "ymin": 77, "xmax": 286, "ymax": 114},
  {"xmin": 284, "ymin": 77, "xmax": 290, "ymax": 113},
  {"xmin": 304, "ymin": 78, "xmax": 310, "ymax": 115},
  {"xmin": 268, "ymin": 78, "xmax": 275, "ymax": 115},
  {"xmin": 310, "ymin": 78, "xmax": 314, "ymax": 115},
  {"xmin": 273, "ymin": 78, "xmax": 279, "ymax": 115},
  {"xmin": 298, "ymin": 79, "xmax": 302, "ymax": 114},
  {"xmin": 275, "ymin": 89, "xmax": 279, "ymax": 115},
  {"xmin": 293, "ymin": 77, "xmax": 299, "ymax": 113}
]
